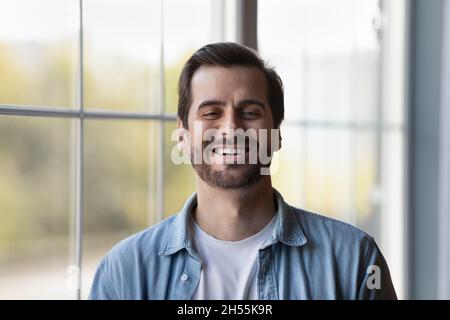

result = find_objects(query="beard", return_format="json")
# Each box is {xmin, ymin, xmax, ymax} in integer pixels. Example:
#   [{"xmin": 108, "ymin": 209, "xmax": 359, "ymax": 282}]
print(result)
[
  {"xmin": 192, "ymin": 160, "xmax": 265, "ymax": 190},
  {"xmin": 188, "ymin": 131, "xmax": 274, "ymax": 190},
  {"xmin": 190, "ymin": 140, "xmax": 270, "ymax": 190}
]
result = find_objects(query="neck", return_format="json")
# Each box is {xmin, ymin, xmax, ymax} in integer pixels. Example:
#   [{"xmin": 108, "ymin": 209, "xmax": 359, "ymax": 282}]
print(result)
[{"xmin": 192, "ymin": 176, "xmax": 276, "ymax": 241}]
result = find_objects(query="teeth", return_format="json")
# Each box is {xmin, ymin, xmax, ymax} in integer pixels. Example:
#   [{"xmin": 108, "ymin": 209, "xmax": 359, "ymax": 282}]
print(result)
[{"xmin": 214, "ymin": 147, "xmax": 244, "ymax": 155}]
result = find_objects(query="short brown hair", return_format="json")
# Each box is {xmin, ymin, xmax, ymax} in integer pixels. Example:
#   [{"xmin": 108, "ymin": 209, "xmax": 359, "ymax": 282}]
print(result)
[{"xmin": 177, "ymin": 42, "xmax": 284, "ymax": 129}]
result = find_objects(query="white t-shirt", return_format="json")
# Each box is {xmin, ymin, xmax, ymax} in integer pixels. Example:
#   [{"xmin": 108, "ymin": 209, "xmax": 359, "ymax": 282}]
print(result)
[{"xmin": 191, "ymin": 214, "xmax": 277, "ymax": 300}]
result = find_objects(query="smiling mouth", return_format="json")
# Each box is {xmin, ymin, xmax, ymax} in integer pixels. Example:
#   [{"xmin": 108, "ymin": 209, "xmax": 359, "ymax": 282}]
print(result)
[{"xmin": 211, "ymin": 146, "xmax": 249, "ymax": 156}]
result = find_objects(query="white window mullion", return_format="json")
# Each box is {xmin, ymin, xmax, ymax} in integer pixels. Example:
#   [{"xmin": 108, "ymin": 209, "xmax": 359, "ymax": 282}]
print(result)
[
  {"xmin": 156, "ymin": 0, "xmax": 165, "ymax": 223},
  {"xmin": 74, "ymin": 0, "xmax": 84, "ymax": 300}
]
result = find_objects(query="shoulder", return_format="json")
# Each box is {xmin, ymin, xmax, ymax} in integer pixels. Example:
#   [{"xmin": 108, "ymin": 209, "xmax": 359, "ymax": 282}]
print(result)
[
  {"xmin": 287, "ymin": 205, "xmax": 396, "ymax": 299},
  {"xmin": 288, "ymin": 205, "xmax": 375, "ymax": 253},
  {"xmin": 103, "ymin": 214, "xmax": 178, "ymax": 264},
  {"xmin": 89, "ymin": 214, "xmax": 179, "ymax": 299}
]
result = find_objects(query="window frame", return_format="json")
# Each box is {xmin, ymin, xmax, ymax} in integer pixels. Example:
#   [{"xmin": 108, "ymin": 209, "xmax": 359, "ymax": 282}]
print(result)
[
  {"xmin": 0, "ymin": 0, "xmax": 408, "ymax": 299},
  {"xmin": 0, "ymin": 0, "xmax": 175, "ymax": 300}
]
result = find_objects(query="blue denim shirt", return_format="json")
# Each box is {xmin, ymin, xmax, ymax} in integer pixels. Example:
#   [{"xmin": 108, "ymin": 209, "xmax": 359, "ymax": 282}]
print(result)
[{"xmin": 89, "ymin": 189, "xmax": 397, "ymax": 300}]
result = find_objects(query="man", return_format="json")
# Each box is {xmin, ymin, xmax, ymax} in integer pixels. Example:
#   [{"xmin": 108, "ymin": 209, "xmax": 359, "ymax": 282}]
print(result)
[{"xmin": 89, "ymin": 42, "xmax": 397, "ymax": 300}]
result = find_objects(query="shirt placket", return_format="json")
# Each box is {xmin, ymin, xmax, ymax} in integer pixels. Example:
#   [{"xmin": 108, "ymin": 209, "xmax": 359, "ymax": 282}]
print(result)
[
  {"xmin": 171, "ymin": 253, "xmax": 202, "ymax": 300},
  {"xmin": 257, "ymin": 246, "xmax": 279, "ymax": 300}
]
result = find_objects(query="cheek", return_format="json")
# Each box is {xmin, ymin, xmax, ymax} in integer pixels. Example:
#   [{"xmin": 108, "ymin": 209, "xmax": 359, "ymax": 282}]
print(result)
[
  {"xmin": 249, "ymin": 118, "xmax": 274, "ymax": 130},
  {"xmin": 190, "ymin": 129, "xmax": 209, "ymax": 152}
]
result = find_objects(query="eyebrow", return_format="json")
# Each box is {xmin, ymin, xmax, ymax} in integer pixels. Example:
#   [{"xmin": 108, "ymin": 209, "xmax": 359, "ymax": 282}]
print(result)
[{"xmin": 197, "ymin": 99, "xmax": 266, "ymax": 110}]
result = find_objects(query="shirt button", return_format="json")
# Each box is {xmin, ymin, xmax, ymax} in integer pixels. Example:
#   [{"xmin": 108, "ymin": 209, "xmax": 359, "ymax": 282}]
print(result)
[{"xmin": 180, "ymin": 273, "xmax": 189, "ymax": 281}]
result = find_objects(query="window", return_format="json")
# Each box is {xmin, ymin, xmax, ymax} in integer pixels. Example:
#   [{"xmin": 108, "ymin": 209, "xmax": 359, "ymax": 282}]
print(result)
[
  {"xmin": 0, "ymin": 0, "xmax": 235, "ymax": 299},
  {"xmin": 0, "ymin": 0, "xmax": 406, "ymax": 299},
  {"xmin": 0, "ymin": 0, "xmax": 78, "ymax": 107},
  {"xmin": 0, "ymin": 116, "xmax": 73, "ymax": 299},
  {"xmin": 259, "ymin": 0, "xmax": 407, "ymax": 298}
]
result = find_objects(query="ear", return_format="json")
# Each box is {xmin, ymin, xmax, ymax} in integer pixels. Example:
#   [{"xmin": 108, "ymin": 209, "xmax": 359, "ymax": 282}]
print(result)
[
  {"xmin": 177, "ymin": 118, "xmax": 191, "ymax": 156},
  {"xmin": 177, "ymin": 118, "xmax": 184, "ymax": 150}
]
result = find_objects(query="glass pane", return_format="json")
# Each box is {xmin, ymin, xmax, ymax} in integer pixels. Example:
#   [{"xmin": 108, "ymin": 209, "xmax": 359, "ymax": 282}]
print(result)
[
  {"xmin": 0, "ymin": 0, "xmax": 78, "ymax": 107},
  {"xmin": 0, "ymin": 116, "xmax": 73, "ymax": 299},
  {"xmin": 274, "ymin": 126, "xmax": 377, "ymax": 231},
  {"xmin": 272, "ymin": 125, "xmax": 306, "ymax": 208},
  {"xmin": 82, "ymin": 119, "xmax": 157, "ymax": 299},
  {"xmin": 84, "ymin": 0, "xmax": 162, "ymax": 112},
  {"xmin": 258, "ymin": 0, "xmax": 381, "ymax": 123},
  {"xmin": 302, "ymin": 128, "xmax": 352, "ymax": 223},
  {"xmin": 164, "ymin": 122, "xmax": 196, "ymax": 218},
  {"xmin": 305, "ymin": 128, "xmax": 378, "ymax": 231},
  {"xmin": 163, "ymin": 0, "xmax": 212, "ymax": 114}
]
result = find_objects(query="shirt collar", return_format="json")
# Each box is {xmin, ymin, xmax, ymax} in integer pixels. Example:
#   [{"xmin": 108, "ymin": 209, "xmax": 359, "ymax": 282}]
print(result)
[{"xmin": 158, "ymin": 188, "xmax": 307, "ymax": 257}]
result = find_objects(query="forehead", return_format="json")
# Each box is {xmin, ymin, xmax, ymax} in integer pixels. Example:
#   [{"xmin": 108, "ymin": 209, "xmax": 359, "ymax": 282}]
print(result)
[{"xmin": 190, "ymin": 65, "xmax": 268, "ymax": 102}]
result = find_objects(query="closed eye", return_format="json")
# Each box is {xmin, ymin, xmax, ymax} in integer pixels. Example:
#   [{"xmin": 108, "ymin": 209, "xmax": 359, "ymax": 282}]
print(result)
[
  {"xmin": 202, "ymin": 111, "xmax": 220, "ymax": 119},
  {"xmin": 241, "ymin": 111, "xmax": 260, "ymax": 119}
]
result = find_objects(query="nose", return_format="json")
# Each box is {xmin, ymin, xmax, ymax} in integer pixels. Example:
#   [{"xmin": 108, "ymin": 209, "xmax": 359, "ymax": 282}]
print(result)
[
  {"xmin": 218, "ymin": 109, "xmax": 241, "ymax": 143},
  {"xmin": 220, "ymin": 108, "xmax": 240, "ymax": 131}
]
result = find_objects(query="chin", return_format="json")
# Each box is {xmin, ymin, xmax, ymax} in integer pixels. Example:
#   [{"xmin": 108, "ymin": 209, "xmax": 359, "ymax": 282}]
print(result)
[{"xmin": 193, "ymin": 160, "xmax": 264, "ymax": 190}]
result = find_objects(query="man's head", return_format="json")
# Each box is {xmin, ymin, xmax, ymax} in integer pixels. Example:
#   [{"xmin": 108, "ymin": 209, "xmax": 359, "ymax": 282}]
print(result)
[
  {"xmin": 177, "ymin": 42, "xmax": 284, "ymax": 190},
  {"xmin": 178, "ymin": 42, "xmax": 284, "ymax": 130}
]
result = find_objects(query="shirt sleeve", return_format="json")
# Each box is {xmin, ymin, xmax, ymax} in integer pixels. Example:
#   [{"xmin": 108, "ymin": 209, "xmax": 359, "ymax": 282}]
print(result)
[
  {"xmin": 357, "ymin": 238, "xmax": 398, "ymax": 300},
  {"xmin": 88, "ymin": 258, "xmax": 119, "ymax": 300}
]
